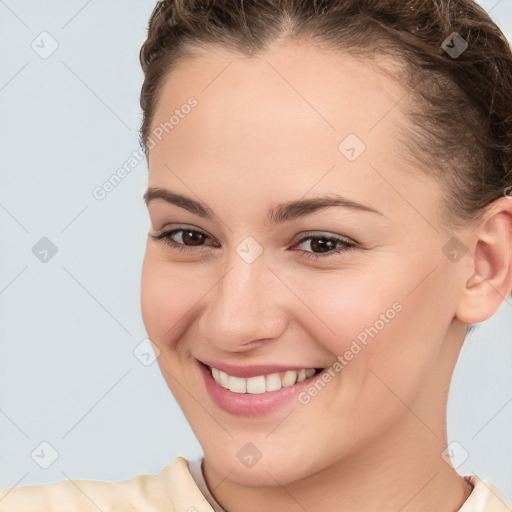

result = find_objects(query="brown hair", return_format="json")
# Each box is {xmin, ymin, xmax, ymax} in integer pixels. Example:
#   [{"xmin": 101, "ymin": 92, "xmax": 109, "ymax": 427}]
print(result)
[{"xmin": 139, "ymin": 0, "xmax": 512, "ymax": 231}]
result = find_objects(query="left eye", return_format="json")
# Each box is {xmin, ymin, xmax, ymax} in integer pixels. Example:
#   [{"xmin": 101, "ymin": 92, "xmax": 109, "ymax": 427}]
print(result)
[{"xmin": 292, "ymin": 234, "xmax": 356, "ymax": 259}]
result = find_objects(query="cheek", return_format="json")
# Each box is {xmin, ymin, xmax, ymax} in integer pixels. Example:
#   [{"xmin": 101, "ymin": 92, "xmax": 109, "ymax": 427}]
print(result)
[
  {"xmin": 140, "ymin": 251, "xmax": 203, "ymax": 408},
  {"xmin": 140, "ymin": 248, "xmax": 201, "ymax": 345},
  {"xmin": 284, "ymin": 268, "xmax": 403, "ymax": 354},
  {"xmin": 287, "ymin": 265, "xmax": 441, "ymax": 404}
]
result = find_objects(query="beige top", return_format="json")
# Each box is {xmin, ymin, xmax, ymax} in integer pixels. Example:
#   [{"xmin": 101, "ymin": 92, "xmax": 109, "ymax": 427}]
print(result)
[{"xmin": 0, "ymin": 456, "xmax": 510, "ymax": 511}]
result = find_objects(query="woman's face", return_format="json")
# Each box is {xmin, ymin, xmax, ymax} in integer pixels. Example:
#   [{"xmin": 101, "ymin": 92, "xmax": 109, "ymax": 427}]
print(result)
[{"xmin": 141, "ymin": 42, "xmax": 470, "ymax": 485}]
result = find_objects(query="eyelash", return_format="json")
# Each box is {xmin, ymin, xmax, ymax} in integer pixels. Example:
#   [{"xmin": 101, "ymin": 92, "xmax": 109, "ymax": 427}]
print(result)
[{"xmin": 150, "ymin": 226, "xmax": 357, "ymax": 260}]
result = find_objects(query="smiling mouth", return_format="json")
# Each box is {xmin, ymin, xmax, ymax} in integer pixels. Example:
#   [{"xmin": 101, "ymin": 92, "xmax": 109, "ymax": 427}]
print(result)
[{"xmin": 205, "ymin": 364, "xmax": 323, "ymax": 394}]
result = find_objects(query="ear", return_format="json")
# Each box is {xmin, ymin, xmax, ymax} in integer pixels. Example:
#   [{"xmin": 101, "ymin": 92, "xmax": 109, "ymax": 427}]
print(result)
[{"xmin": 455, "ymin": 196, "xmax": 512, "ymax": 325}]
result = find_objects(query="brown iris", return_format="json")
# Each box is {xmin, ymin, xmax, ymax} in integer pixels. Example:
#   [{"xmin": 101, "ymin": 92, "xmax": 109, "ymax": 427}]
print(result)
[
  {"xmin": 182, "ymin": 230, "xmax": 206, "ymax": 246},
  {"xmin": 309, "ymin": 237, "xmax": 337, "ymax": 253}
]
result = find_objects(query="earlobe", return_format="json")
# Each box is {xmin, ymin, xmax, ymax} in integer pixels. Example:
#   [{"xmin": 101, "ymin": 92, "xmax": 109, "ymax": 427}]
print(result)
[{"xmin": 455, "ymin": 198, "xmax": 512, "ymax": 324}]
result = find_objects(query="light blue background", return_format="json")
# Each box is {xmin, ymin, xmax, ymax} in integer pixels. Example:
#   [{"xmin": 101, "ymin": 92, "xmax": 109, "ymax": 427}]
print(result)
[{"xmin": 0, "ymin": 0, "xmax": 511, "ymax": 502}]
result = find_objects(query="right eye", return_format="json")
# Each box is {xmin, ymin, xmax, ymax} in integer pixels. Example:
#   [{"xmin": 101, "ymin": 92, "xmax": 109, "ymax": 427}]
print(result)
[{"xmin": 151, "ymin": 227, "xmax": 219, "ymax": 253}]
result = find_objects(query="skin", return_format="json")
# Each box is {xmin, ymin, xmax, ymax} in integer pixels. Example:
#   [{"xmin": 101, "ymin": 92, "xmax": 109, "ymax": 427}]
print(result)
[{"xmin": 140, "ymin": 41, "xmax": 512, "ymax": 512}]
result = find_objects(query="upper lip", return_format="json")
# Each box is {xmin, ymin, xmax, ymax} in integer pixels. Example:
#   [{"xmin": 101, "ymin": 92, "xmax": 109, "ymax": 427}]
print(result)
[{"xmin": 199, "ymin": 359, "xmax": 322, "ymax": 378}]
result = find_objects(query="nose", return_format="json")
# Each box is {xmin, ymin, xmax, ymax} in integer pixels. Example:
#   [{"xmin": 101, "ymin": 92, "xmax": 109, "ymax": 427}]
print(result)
[{"xmin": 197, "ymin": 248, "xmax": 289, "ymax": 353}]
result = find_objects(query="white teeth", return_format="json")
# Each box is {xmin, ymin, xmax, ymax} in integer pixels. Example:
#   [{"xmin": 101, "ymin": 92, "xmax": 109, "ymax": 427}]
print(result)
[
  {"xmin": 209, "ymin": 366, "xmax": 320, "ymax": 394},
  {"xmin": 282, "ymin": 370, "xmax": 297, "ymax": 387},
  {"xmin": 218, "ymin": 370, "xmax": 229, "ymax": 388},
  {"xmin": 246, "ymin": 375, "xmax": 266, "ymax": 394},
  {"xmin": 228, "ymin": 376, "xmax": 246, "ymax": 393},
  {"xmin": 266, "ymin": 373, "xmax": 282, "ymax": 392}
]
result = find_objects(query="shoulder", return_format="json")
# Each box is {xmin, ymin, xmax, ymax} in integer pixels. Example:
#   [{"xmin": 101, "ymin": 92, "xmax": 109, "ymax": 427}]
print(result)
[
  {"xmin": 0, "ymin": 457, "xmax": 198, "ymax": 512},
  {"xmin": 459, "ymin": 475, "xmax": 512, "ymax": 512}
]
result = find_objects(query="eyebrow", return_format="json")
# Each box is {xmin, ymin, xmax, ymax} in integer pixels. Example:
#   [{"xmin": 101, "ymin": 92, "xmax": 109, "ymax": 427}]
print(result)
[{"xmin": 143, "ymin": 187, "xmax": 385, "ymax": 224}]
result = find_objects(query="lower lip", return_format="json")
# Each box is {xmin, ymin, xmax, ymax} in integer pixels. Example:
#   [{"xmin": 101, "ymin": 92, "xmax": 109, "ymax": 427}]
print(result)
[{"xmin": 198, "ymin": 361, "xmax": 319, "ymax": 417}]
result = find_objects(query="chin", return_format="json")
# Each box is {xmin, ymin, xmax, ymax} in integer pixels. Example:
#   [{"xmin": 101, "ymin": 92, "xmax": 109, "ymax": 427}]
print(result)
[{"xmin": 203, "ymin": 445, "xmax": 317, "ymax": 487}]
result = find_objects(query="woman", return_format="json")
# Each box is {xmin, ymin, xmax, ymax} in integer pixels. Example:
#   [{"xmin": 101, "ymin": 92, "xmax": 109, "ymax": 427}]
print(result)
[{"xmin": 1, "ymin": 0, "xmax": 511, "ymax": 510}]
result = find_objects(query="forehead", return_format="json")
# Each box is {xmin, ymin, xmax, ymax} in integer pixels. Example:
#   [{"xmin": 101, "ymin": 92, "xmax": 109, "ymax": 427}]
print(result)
[
  {"xmin": 150, "ymin": 41, "xmax": 409, "ymax": 150},
  {"xmin": 147, "ymin": 42, "xmax": 439, "ymax": 224}
]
